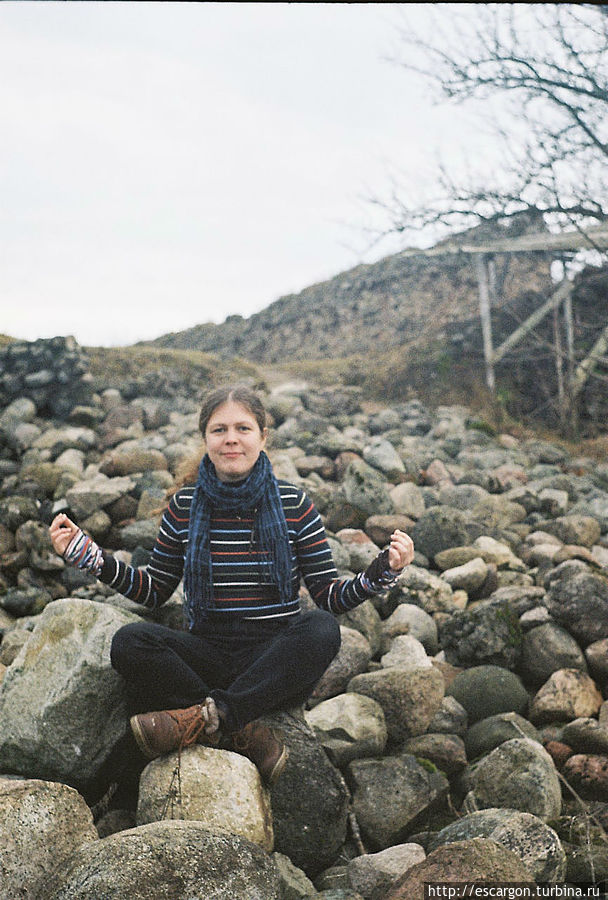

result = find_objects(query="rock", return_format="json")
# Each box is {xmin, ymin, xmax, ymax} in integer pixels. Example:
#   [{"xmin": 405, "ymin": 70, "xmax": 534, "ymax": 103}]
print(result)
[
  {"xmin": 0, "ymin": 628, "xmax": 30, "ymax": 666},
  {"xmin": 348, "ymin": 754, "xmax": 449, "ymax": 850},
  {"xmin": 465, "ymin": 712, "xmax": 540, "ymax": 760},
  {"xmin": 446, "ymin": 665, "xmax": 529, "ymax": 725},
  {"xmin": 363, "ymin": 438, "xmax": 405, "ymax": 480},
  {"xmin": 272, "ymin": 852, "xmax": 318, "ymax": 900},
  {"xmin": 310, "ymin": 627, "xmax": 372, "ymax": 703},
  {"xmin": 380, "ymin": 634, "xmax": 431, "ymax": 670},
  {"xmin": 545, "ymin": 564, "xmax": 608, "ymax": 645},
  {"xmin": 137, "ymin": 745, "xmax": 273, "ymax": 850},
  {"xmin": 561, "ymin": 717, "xmax": 608, "ymax": 755},
  {"xmin": 364, "ymin": 515, "xmax": 414, "ymax": 548},
  {"xmin": 0, "ymin": 495, "xmax": 40, "ymax": 532},
  {"xmin": 0, "ymin": 777, "xmax": 98, "ymax": 900},
  {"xmin": 585, "ymin": 637, "xmax": 608, "ymax": 685},
  {"xmin": 99, "ymin": 446, "xmax": 168, "ymax": 477},
  {"xmin": 472, "ymin": 535, "xmax": 526, "ymax": 570},
  {"xmin": 440, "ymin": 557, "xmax": 488, "ymax": 594},
  {"xmin": 325, "ymin": 459, "xmax": 394, "ymax": 530},
  {"xmin": 529, "ymin": 668, "xmax": 604, "ymax": 724},
  {"xmin": 438, "ymin": 600, "xmax": 523, "ymax": 670},
  {"xmin": 44, "ymin": 820, "xmax": 281, "ymax": 899},
  {"xmin": 265, "ymin": 710, "xmax": 349, "ymax": 875},
  {"xmin": 115, "ymin": 519, "xmax": 159, "ymax": 551},
  {"xmin": 335, "ymin": 529, "xmax": 380, "ymax": 572},
  {"xmin": 389, "ymin": 482, "xmax": 425, "ymax": 520},
  {"xmin": 382, "ymin": 566, "xmax": 455, "ymax": 618},
  {"xmin": 340, "ymin": 601, "xmax": 383, "ymax": 658},
  {"xmin": 562, "ymin": 754, "xmax": 608, "ymax": 801},
  {"xmin": 428, "ymin": 809, "xmax": 566, "ymax": 882},
  {"xmin": 380, "ymin": 603, "xmax": 438, "ymax": 656},
  {"xmin": 463, "ymin": 738, "xmax": 562, "ymax": 821},
  {"xmin": 538, "ymin": 514, "xmax": 602, "ymax": 548},
  {"xmin": 411, "ymin": 507, "xmax": 474, "ymax": 561},
  {"xmin": 385, "ymin": 838, "xmax": 531, "ymax": 899},
  {"xmin": 520, "ymin": 622, "xmax": 588, "ymax": 686},
  {"xmin": 399, "ymin": 733, "xmax": 467, "ymax": 776},
  {"xmin": 0, "ymin": 598, "xmax": 136, "ymax": 792},
  {"xmin": 346, "ymin": 843, "xmax": 426, "ymax": 900},
  {"xmin": 305, "ymin": 693, "xmax": 387, "ymax": 767},
  {"xmin": 65, "ymin": 474, "xmax": 135, "ymax": 520},
  {"xmin": 434, "ymin": 546, "xmax": 480, "ymax": 570},
  {"xmin": 348, "ymin": 665, "xmax": 444, "ymax": 743},
  {"xmin": 427, "ymin": 696, "xmax": 468, "ymax": 737}
]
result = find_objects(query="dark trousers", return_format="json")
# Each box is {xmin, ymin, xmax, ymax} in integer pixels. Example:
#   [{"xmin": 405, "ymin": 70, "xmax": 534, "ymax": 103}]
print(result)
[{"xmin": 110, "ymin": 609, "xmax": 341, "ymax": 733}]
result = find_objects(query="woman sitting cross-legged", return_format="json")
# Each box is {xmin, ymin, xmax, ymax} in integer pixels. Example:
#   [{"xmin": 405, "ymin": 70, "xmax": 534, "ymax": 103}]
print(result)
[{"xmin": 49, "ymin": 384, "xmax": 414, "ymax": 787}]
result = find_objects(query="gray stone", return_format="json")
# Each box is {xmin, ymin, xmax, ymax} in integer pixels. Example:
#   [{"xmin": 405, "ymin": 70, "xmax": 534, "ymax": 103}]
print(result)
[
  {"xmin": 272, "ymin": 852, "xmax": 318, "ymax": 900},
  {"xmin": 439, "ymin": 599, "xmax": 523, "ymax": 670},
  {"xmin": 429, "ymin": 809, "xmax": 565, "ymax": 882},
  {"xmin": 389, "ymin": 482, "xmax": 425, "ymax": 520},
  {"xmin": 380, "ymin": 635, "xmax": 431, "ymax": 670},
  {"xmin": 399, "ymin": 733, "xmax": 467, "ymax": 776},
  {"xmin": 447, "ymin": 665, "xmax": 529, "ymax": 725},
  {"xmin": 441, "ymin": 557, "xmax": 488, "ymax": 593},
  {"xmin": 265, "ymin": 710, "xmax": 349, "ymax": 876},
  {"xmin": 305, "ymin": 693, "xmax": 387, "ymax": 766},
  {"xmin": 0, "ymin": 777, "xmax": 98, "ymax": 900},
  {"xmin": 538, "ymin": 514, "xmax": 602, "ymax": 548},
  {"xmin": 310, "ymin": 627, "xmax": 372, "ymax": 703},
  {"xmin": 465, "ymin": 712, "xmax": 540, "ymax": 761},
  {"xmin": 411, "ymin": 507, "xmax": 475, "ymax": 561},
  {"xmin": 545, "ymin": 564, "xmax": 608, "ymax": 645},
  {"xmin": 380, "ymin": 603, "xmax": 438, "ymax": 656},
  {"xmin": 348, "ymin": 665, "xmax": 444, "ymax": 742},
  {"xmin": 348, "ymin": 754, "xmax": 449, "ymax": 850},
  {"xmin": 0, "ymin": 598, "xmax": 136, "ymax": 791},
  {"xmin": 427, "ymin": 696, "xmax": 468, "ymax": 737},
  {"xmin": 340, "ymin": 601, "xmax": 383, "ymax": 657},
  {"xmin": 44, "ymin": 821, "xmax": 281, "ymax": 900},
  {"xmin": 346, "ymin": 844, "xmax": 426, "ymax": 900},
  {"xmin": 520, "ymin": 622, "xmax": 587, "ymax": 686},
  {"xmin": 66, "ymin": 474, "xmax": 135, "ymax": 520},
  {"xmin": 363, "ymin": 438, "xmax": 405, "ymax": 479},
  {"xmin": 561, "ymin": 717, "xmax": 608, "ymax": 755},
  {"xmin": 464, "ymin": 738, "xmax": 562, "ymax": 821},
  {"xmin": 382, "ymin": 566, "xmax": 456, "ymax": 618}
]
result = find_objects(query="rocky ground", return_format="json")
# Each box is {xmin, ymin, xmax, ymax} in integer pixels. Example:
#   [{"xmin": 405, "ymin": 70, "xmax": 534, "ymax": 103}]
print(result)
[{"xmin": 0, "ymin": 338, "xmax": 608, "ymax": 899}]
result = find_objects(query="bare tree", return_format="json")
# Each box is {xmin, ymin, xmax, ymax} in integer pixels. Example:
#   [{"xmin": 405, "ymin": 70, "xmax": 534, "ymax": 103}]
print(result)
[{"xmin": 374, "ymin": 4, "xmax": 608, "ymax": 242}]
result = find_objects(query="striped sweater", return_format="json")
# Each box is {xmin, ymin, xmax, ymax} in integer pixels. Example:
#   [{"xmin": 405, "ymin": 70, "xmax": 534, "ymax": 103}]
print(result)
[{"xmin": 99, "ymin": 481, "xmax": 400, "ymax": 624}]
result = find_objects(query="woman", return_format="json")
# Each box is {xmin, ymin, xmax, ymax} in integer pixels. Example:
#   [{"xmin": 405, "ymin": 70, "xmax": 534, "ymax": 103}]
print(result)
[{"xmin": 50, "ymin": 385, "xmax": 414, "ymax": 786}]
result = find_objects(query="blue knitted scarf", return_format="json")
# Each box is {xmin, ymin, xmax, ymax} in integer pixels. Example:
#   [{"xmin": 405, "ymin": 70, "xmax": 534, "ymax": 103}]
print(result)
[{"xmin": 183, "ymin": 450, "xmax": 293, "ymax": 628}]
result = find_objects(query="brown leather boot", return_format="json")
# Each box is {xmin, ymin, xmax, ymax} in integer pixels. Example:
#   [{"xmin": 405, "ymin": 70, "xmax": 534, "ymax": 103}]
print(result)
[
  {"xmin": 130, "ymin": 698, "xmax": 221, "ymax": 760},
  {"xmin": 230, "ymin": 721, "xmax": 288, "ymax": 787}
]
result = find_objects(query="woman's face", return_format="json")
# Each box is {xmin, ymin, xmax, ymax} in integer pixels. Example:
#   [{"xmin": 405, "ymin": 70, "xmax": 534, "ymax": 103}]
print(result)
[{"xmin": 204, "ymin": 400, "xmax": 267, "ymax": 482}]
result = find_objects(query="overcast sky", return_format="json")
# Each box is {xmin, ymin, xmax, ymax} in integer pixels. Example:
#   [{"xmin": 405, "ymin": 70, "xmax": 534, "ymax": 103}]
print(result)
[{"xmin": 1, "ymin": 2, "xmax": 502, "ymax": 347}]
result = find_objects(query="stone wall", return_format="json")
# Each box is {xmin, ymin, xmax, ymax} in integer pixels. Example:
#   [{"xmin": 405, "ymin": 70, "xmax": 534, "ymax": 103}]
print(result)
[{"xmin": 0, "ymin": 337, "xmax": 93, "ymax": 418}]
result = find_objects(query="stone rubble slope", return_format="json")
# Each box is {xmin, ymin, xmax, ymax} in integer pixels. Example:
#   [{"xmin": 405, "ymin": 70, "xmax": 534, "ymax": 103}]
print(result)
[{"xmin": 0, "ymin": 338, "xmax": 607, "ymax": 897}]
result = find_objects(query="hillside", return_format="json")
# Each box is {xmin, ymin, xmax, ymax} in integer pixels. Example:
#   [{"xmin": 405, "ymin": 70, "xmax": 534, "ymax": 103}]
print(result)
[{"xmin": 146, "ymin": 222, "xmax": 552, "ymax": 364}]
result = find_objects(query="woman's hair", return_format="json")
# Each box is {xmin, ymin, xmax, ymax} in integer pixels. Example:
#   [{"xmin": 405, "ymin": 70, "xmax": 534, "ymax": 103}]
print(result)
[
  {"xmin": 168, "ymin": 385, "xmax": 267, "ymax": 495},
  {"xmin": 198, "ymin": 384, "xmax": 267, "ymax": 436}
]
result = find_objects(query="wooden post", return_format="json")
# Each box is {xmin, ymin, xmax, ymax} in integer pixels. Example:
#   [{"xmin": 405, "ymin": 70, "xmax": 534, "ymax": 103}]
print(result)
[
  {"xmin": 475, "ymin": 254, "xmax": 495, "ymax": 392},
  {"xmin": 563, "ymin": 288, "xmax": 577, "ymax": 436},
  {"xmin": 553, "ymin": 304, "xmax": 565, "ymax": 427}
]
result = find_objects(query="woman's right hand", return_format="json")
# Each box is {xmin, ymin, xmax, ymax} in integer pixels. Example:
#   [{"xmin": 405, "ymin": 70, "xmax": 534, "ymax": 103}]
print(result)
[{"xmin": 49, "ymin": 513, "xmax": 80, "ymax": 556}]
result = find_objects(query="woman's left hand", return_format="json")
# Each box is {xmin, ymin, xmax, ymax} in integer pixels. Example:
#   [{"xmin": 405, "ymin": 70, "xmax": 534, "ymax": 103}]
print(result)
[{"xmin": 388, "ymin": 529, "xmax": 415, "ymax": 572}]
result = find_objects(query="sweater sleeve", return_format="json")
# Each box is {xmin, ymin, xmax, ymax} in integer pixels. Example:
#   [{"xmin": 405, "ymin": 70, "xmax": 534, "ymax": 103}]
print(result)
[
  {"xmin": 97, "ymin": 492, "xmax": 188, "ymax": 610},
  {"xmin": 290, "ymin": 489, "xmax": 402, "ymax": 615}
]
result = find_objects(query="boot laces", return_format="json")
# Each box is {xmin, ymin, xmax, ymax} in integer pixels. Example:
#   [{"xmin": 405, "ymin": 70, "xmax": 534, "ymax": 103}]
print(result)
[{"xmin": 169, "ymin": 705, "xmax": 206, "ymax": 750}]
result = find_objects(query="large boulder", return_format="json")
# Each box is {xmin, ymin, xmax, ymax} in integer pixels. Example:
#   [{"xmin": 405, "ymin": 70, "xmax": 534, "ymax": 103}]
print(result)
[
  {"xmin": 439, "ymin": 599, "xmax": 523, "ymax": 670},
  {"xmin": 463, "ymin": 738, "xmax": 562, "ymax": 821},
  {"xmin": 545, "ymin": 564, "xmax": 608, "ymax": 646},
  {"xmin": 348, "ymin": 666, "xmax": 444, "ymax": 743},
  {"xmin": 446, "ymin": 665, "xmax": 529, "ymax": 725},
  {"xmin": 0, "ymin": 777, "xmax": 98, "ymax": 900},
  {"xmin": 429, "ymin": 808, "xmax": 566, "ymax": 882},
  {"xmin": 348, "ymin": 753, "xmax": 449, "ymax": 850},
  {"xmin": 310, "ymin": 626, "xmax": 372, "ymax": 703},
  {"xmin": 137, "ymin": 746, "xmax": 274, "ymax": 851},
  {"xmin": 44, "ymin": 821, "xmax": 281, "ymax": 900},
  {"xmin": 528, "ymin": 668, "xmax": 604, "ymax": 724},
  {"xmin": 411, "ymin": 506, "xmax": 479, "ymax": 561},
  {"xmin": 0, "ymin": 598, "xmax": 136, "ymax": 792},
  {"xmin": 265, "ymin": 710, "xmax": 349, "ymax": 875}
]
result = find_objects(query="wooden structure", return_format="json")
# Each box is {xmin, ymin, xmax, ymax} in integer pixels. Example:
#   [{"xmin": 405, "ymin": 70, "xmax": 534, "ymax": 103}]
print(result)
[{"xmin": 399, "ymin": 225, "xmax": 608, "ymax": 430}]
